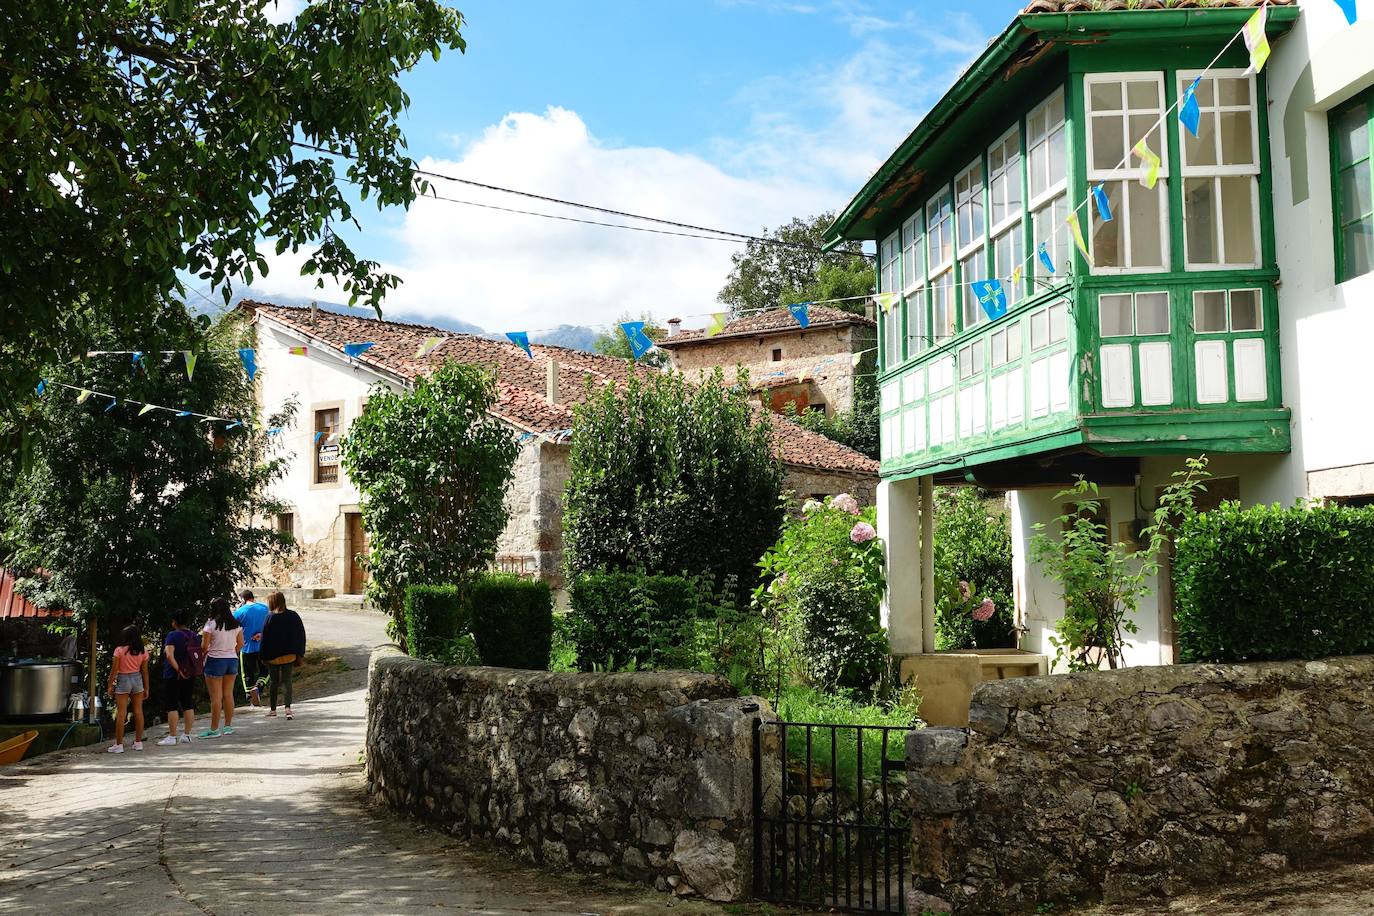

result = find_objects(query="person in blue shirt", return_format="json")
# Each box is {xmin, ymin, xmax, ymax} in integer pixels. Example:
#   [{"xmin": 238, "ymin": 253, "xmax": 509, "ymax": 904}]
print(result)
[{"xmin": 233, "ymin": 589, "xmax": 271, "ymax": 706}]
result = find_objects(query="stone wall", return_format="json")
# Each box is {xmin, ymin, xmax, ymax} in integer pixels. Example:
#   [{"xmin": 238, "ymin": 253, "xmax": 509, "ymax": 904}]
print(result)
[
  {"xmin": 366, "ymin": 648, "xmax": 777, "ymax": 900},
  {"xmin": 783, "ymin": 466, "xmax": 877, "ymax": 506},
  {"xmin": 906, "ymin": 656, "xmax": 1374, "ymax": 913}
]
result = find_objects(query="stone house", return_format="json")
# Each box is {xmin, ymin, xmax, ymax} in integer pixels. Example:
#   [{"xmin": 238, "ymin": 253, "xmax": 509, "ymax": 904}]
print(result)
[
  {"xmin": 657, "ymin": 305, "xmax": 876, "ymax": 418},
  {"xmin": 244, "ymin": 301, "xmax": 878, "ymax": 595},
  {"xmin": 825, "ymin": 0, "xmax": 1374, "ymax": 669}
]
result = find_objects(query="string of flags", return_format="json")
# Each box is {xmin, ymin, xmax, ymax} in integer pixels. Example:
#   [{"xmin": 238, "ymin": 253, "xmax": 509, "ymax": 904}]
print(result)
[{"xmin": 38, "ymin": 381, "xmax": 282, "ymax": 437}]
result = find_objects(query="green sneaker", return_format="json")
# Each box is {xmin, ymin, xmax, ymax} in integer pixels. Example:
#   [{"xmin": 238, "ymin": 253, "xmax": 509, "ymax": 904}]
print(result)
[
  {"xmin": 198, "ymin": 729, "xmax": 221, "ymax": 739},
  {"xmin": 221, "ymin": 726, "xmax": 234, "ymax": 735}
]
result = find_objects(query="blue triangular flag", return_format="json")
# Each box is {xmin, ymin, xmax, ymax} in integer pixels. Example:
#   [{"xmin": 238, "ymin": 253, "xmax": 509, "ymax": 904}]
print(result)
[
  {"xmin": 268, "ymin": 426, "xmax": 283, "ymax": 436},
  {"xmin": 131, "ymin": 350, "xmax": 144, "ymax": 369},
  {"xmin": 103, "ymin": 397, "xmax": 118, "ymax": 413},
  {"xmin": 970, "ymin": 280, "xmax": 1009, "ymax": 322},
  {"xmin": 225, "ymin": 420, "xmax": 242, "ymax": 431},
  {"xmin": 343, "ymin": 342, "xmax": 375, "ymax": 358},
  {"xmin": 313, "ymin": 431, "xmax": 324, "ymax": 444},
  {"xmin": 1037, "ymin": 242, "xmax": 1056, "ymax": 275},
  {"xmin": 1335, "ymin": 0, "xmax": 1357, "ymax": 23},
  {"xmin": 239, "ymin": 348, "xmax": 258, "ymax": 381},
  {"xmin": 1092, "ymin": 184, "xmax": 1113, "ymax": 222},
  {"xmin": 621, "ymin": 321, "xmax": 654, "ymax": 361},
  {"xmin": 788, "ymin": 302, "xmax": 812, "ymax": 328},
  {"xmin": 35, "ymin": 380, "xmax": 45, "ymax": 396},
  {"xmin": 176, "ymin": 410, "xmax": 192, "ymax": 417},
  {"xmin": 1179, "ymin": 77, "xmax": 1202, "ymax": 138},
  {"xmin": 506, "ymin": 331, "xmax": 533, "ymax": 359}
]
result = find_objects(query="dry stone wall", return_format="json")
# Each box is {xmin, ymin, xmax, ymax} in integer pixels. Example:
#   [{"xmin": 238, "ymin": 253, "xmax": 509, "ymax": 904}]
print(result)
[
  {"xmin": 905, "ymin": 656, "xmax": 1374, "ymax": 913},
  {"xmin": 366, "ymin": 648, "xmax": 776, "ymax": 901}
]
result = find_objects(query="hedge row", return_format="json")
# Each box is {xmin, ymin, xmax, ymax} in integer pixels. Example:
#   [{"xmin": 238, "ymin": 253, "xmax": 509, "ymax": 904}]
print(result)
[
  {"xmin": 402, "ymin": 574, "xmax": 554, "ymax": 670},
  {"xmin": 567, "ymin": 570, "xmax": 706, "ymax": 671}
]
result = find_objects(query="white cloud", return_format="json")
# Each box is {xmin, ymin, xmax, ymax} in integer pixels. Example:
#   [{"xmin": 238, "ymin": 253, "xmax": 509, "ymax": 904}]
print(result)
[{"xmin": 260, "ymin": 0, "xmax": 304, "ymax": 25}]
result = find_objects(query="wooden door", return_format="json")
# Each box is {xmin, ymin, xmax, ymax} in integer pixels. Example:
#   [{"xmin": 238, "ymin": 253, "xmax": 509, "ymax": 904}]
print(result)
[
  {"xmin": 345, "ymin": 512, "xmax": 369, "ymax": 594},
  {"xmin": 1157, "ymin": 476, "xmax": 1239, "ymax": 663}
]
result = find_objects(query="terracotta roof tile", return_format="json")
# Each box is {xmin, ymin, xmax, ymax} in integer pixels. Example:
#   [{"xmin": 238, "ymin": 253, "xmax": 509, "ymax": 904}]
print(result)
[
  {"xmin": 659, "ymin": 305, "xmax": 874, "ymax": 348},
  {"xmin": 0, "ymin": 568, "xmax": 71, "ymax": 619},
  {"xmin": 245, "ymin": 301, "xmax": 875, "ymax": 478},
  {"xmin": 1021, "ymin": 0, "xmax": 1289, "ymax": 11}
]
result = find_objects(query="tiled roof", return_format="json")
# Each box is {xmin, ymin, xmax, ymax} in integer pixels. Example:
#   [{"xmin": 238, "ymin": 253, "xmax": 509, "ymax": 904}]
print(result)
[
  {"xmin": 1022, "ymin": 0, "xmax": 1290, "ymax": 10},
  {"xmin": 659, "ymin": 305, "xmax": 874, "ymax": 349},
  {"xmin": 0, "ymin": 569, "xmax": 71, "ymax": 619},
  {"xmin": 245, "ymin": 302, "xmax": 877, "ymax": 477}
]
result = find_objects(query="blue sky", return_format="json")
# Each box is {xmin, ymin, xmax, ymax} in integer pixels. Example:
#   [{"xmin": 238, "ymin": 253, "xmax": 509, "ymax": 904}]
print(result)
[{"xmin": 254, "ymin": 0, "xmax": 1029, "ymax": 332}]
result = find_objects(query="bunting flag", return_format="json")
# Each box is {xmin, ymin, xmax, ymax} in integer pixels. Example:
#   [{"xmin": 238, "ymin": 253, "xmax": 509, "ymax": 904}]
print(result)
[
  {"xmin": 288, "ymin": 346, "xmax": 308, "ymax": 356},
  {"xmin": 1010, "ymin": 264, "xmax": 1023, "ymax": 286},
  {"xmin": 35, "ymin": 380, "xmax": 46, "ymax": 396},
  {"xmin": 505, "ymin": 331, "xmax": 533, "ymax": 359},
  {"xmin": 131, "ymin": 351, "xmax": 144, "ymax": 370},
  {"xmin": 268, "ymin": 427, "xmax": 283, "ymax": 437},
  {"xmin": 1037, "ymin": 242, "xmax": 1056, "ymax": 275},
  {"xmin": 103, "ymin": 398, "xmax": 118, "ymax": 413},
  {"xmin": 707, "ymin": 313, "xmax": 728, "ymax": 337},
  {"xmin": 874, "ymin": 292, "xmax": 899, "ymax": 313},
  {"xmin": 77, "ymin": 389, "xmax": 93, "ymax": 404},
  {"xmin": 1180, "ymin": 77, "xmax": 1202, "ymax": 138},
  {"xmin": 415, "ymin": 336, "xmax": 444, "ymax": 358},
  {"xmin": 851, "ymin": 351, "xmax": 864, "ymax": 368},
  {"xmin": 1335, "ymin": 0, "xmax": 1357, "ymax": 24},
  {"xmin": 788, "ymin": 302, "xmax": 811, "ymax": 328},
  {"xmin": 1242, "ymin": 5, "xmax": 1270, "ymax": 75},
  {"xmin": 238, "ymin": 348, "xmax": 258, "ymax": 381},
  {"xmin": 621, "ymin": 321, "xmax": 655, "ymax": 361},
  {"xmin": 971, "ymin": 279, "xmax": 1009, "ymax": 322},
  {"xmin": 176, "ymin": 410, "xmax": 192, "ymax": 417},
  {"xmin": 224, "ymin": 420, "xmax": 242, "ymax": 431},
  {"xmin": 313, "ymin": 431, "xmax": 324, "ymax": 445},
  {"xmin": 343, "ymin": 342, "xmax": 375, "ymax": 358},
  {"xmin": 183, "ymin": 351, "xmax": 198, "ymax": 381},
  {"xmin": 138, "ymin": 404, "xmax": 156, "ymax": 416},
  {"xmin": 1092, "ymin": 184, "xmax": 1113, "ymax": 222},
  {"xmin": 1132, "ymin": 138, "xmax": 1162, "ymax": 189},
  {"xmin": 1067, "ymin": 213, "xmax": 1093, "ymax": 266}
]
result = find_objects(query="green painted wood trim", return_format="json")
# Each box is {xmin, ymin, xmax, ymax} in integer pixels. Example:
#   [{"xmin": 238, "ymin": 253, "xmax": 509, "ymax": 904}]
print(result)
[
  {"xmin": 882, "ymin": 427, "xmax": 1087, "ymax": 481},
  {"xmin": 1081, "ymin": 408, "xmax": 1291, "ymax": 454},
  {"xmin": 1331, "ymin": 85, "xmax": 1374, "ymax": 283}
]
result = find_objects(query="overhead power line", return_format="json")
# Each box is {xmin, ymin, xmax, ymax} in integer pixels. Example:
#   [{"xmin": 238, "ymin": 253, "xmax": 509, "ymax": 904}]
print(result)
[{"xmin": 292, "ymin": 140, "xmax": 873, "ymax": 260}]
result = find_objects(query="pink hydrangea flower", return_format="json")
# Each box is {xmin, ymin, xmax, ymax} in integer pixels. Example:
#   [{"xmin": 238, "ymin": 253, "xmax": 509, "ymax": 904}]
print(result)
[
  {"xmin": 958, "ymin": 580, "xmax": 971, "ymax": 600},
  {"xmin": 831, "ymin": 493, "xmax": 860, "ymax": 515},
  {"xmin": 802, "ymin": 498, "xmax": 823, "ymax": 514},
  {"xmin": 972, "ymin": 598, "xmax": 995, "ymax": 621},
  {"xmin": 850, "ymin": 521, "xmax": 877, "ymax": 544}
]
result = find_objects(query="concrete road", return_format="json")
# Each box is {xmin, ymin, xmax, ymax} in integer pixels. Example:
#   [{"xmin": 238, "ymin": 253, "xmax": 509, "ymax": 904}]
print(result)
[{"xmin": 0, "ymin": 607, "xmax": 715, "ymax": 915}]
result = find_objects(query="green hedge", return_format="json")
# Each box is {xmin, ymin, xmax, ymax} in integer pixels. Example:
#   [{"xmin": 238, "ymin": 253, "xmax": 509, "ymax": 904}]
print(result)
[
  {"xmin": 467, "ymin": 574, "xmax": 554, "ymax": 670},
  {"xmin": 569, "ymin": 570, "xmax": 704, "ymax": 671},
  {"xmin": 403, "ymin": 584, "xmax": 467, "ymax": 661},
  {"xmin": 1174, "ymin": 502, "xmax": 1374, "ymax": 662}
]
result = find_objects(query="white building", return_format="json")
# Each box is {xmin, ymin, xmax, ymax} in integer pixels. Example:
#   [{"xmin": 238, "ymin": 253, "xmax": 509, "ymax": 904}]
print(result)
[{"xmin": 244, "ymin": 302, "xmax": 880, "ymax": 596}]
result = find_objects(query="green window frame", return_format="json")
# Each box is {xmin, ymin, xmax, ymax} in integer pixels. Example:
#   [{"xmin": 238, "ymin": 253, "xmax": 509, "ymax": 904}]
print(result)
[{"xmin": 1332, "ymin": 86, "xmax": 1374, "ymax": 283}]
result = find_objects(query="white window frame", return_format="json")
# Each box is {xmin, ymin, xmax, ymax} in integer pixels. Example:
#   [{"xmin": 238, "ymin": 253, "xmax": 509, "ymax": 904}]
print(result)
[
  {"xmin": 1098, "ymin": 291, "xmax": 1171, "ymax": 338},
  {"xmin": 1179, "ymin": 68, "xmax": 1261, "ymax": 271},
  {"xmin": 1192, "ymin": 287, "xmax": 1264, "ymax": 334},
  {"xmin": 1084, "ymin": 72, "xmax": 1171, "ymax": 274},
  {"xmin": 1028, "ymin": 88, "xmax": 1068, "ymax": 283},
  {"xmin": 880, "ymin": 230, "xmax": 901, "ymax": 294},
  {"xmin": 955, "ymin": 158, "xmax": 988, "ymax": 331},
  {"xmin": 930, "ymin": 268, "xmax": 955, "ymax": 344},
  {"xmin": 901, "ymin": 214, "xmax": 923, "ymax": 295},
  {"xmin": 926, "ymin": 191, "xmax": 954, "ymax": 277},
  {"xmin": 988, "ymin": 126, "xmax": 1023, "ymax": 236}
]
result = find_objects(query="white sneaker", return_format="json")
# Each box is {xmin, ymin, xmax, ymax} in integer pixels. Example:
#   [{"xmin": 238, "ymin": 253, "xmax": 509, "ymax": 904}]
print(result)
[
  {"xmin": 107, "ymin": 744, "xmax": 124, "ymax": 754},
  {"xmin": 133, "ymin": 741, "xmax": 144, "ymax": 751},
  {"xmin": 178, "ymin": 735, "xmax": 191, "ymax": 744},
  {"xmin": 157, "ymin": 735, "xmax": 177, "ymax": 746}
]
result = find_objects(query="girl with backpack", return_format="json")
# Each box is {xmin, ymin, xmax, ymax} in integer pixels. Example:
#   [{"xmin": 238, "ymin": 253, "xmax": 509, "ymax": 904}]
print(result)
[
  {"xmin": 200, "ymin": 597, "xmax": 243, "ymax": 739},
  {"xmin": 157, "ymin": 611, "xmax": 202, "ymax": 746},
  {"xmin": 105, "ymin": 626, "xmax": 149, "ymax": 754}
]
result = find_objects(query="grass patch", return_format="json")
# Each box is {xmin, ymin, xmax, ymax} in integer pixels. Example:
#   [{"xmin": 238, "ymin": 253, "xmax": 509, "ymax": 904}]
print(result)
[
  {"xmin": 773, "ymin": 685, "xmax": 916, "ymax": 787},
  {"xmin": 293, "ymin": 650, "xmax": 350, "ymax": 681}
]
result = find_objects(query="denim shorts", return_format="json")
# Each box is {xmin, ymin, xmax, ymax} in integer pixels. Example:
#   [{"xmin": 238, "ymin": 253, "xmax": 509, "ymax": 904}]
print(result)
[
  {"xmin": 203, "ymin": 657, "xmax": 240, "ymax": 678},
  {"xmin": 114, "ymin": 673, "xmax": 145, "ymax": 695}
]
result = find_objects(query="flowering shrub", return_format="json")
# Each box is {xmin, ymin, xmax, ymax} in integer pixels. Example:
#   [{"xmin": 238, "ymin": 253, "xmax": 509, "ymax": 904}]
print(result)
[
  {"xmin": 933, "ymin": 487, "xmax": 1015, "ymax": 650},
  {"xmin": 754, "ymin": 495, "xmax": 887, "ymax": 694}
]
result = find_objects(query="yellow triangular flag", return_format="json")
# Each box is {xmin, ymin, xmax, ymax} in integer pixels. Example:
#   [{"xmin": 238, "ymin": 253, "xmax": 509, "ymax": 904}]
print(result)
[
  {"xmin": 1010, "ymin": 264, "xmax": 1023, "ymax": 285},
  {"xmin": 1132, "ymin": 138, "xmax": 1162, "ymax": 189},
  {"xmin": 76, "ymin": 389, "xmax": 92, "ymax": 404},
  {"xmin": 1067, "ymin": 212, "xmax": 1093, "ymax": 267},
  {"xmin": 707, "ymin": 313, "xmax": 728, "ymax": 337},
  {"xmin": 851, "ymin": 351, "xmax": 864, "ymax": 368},
  {"xmin": 183, "ymin": 351, "xmax": 197, "ymax": 380},
  {"xmin": 1243, "ymin": 6, "xmax": 1270, "ymax": 74},
  {"xmin": 288, "ymin": 345, "xmax": 308, "ymax": 356},
  {"xmin": 138, "ymin": 404, "xmax": 156, "ymax": 416},
  {"xmin": 415, "ymin": 336, "xmax": 443, "ymax": 358},
  {"xmin": 875, "ymin": 292, "xmax": 899, "ymax": 313}
]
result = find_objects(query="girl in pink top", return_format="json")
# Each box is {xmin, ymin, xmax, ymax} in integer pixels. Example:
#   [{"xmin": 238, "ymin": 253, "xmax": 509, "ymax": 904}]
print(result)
[
  {"xmin": 105, "ymin": 626, "xmax": 149, "ymax": 753},
  {"xmin": 199, "ymin": 597, "xmax": 244, "ymax": 738}
]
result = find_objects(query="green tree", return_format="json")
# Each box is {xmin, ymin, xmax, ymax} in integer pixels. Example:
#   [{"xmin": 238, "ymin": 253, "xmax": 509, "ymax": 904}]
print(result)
[
  {"xmin": 1, "ymin": 0, "xmax": 465, "ymax": 437},
  {"xmin": 786, "ymin": 363, "xmax": 879, "ymax": 460},
  {"xmin": 341, "ymin": 363, "xmax": 518, "ymax": 638},
  {"xmin": 932, "ymin": 487, "xmax": 1015, "ymax": 650},
  {"xmin": 563, "ymin": 369, "xmax": 785, "ymax": 597},
  {"xmin": 718, "ymin": 213, "xmax": 873, "ymax": 316},
  {"xmin": 4, "ymin": 313, "xmax": 293, "ymax": 655},
  {"xmin": 592, "ymin": 312, "xmax": 669, "ymax": 368}
]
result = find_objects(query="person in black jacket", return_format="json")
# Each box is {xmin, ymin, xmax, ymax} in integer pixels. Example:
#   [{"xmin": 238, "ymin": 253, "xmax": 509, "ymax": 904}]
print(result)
[{"xmin": 259, "ymin": 591, "xmax": 307, "ymax": 720}]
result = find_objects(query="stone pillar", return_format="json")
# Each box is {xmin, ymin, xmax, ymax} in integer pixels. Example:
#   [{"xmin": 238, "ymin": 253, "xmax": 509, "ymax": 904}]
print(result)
[
  {"xmin": 878, "ymin": 476, "xmax": 923, "ymax": 654},
  {"xmin": 920, "ymin": 475, "xmax": 936, "ymax": 653}
]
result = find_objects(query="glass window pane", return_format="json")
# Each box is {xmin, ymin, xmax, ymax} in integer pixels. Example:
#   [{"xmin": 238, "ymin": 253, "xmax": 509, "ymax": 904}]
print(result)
[
  {"xmin": 1049, "ymin": 124, "xmax": 1066, "ymax": 186},
  {"xmin": 1335, "ymin": 101, "xmax": 1370, "ymax": 167},
  {"xmin": 1219, "ymin": 110, "xmax": 1255, "ymax": 166},
  {"xmin": 1092, "ymin": 115, "xmax": 1126, "ymax": 170},
  {"xmin": 1344, "ymin": 217, "xmax": 1374, "ymax": 280},
  {"xmin": 907, "ymin": 290, "xmax": 927, "ymax": 355},
  {"xmin": 957, "ymin": 163, "xmax": 984, "ymax": 246},
  {"xmin": 972, "ymin": 342, "xmax": 986, "ymax": 374},
  {"xmin": 1193, "ymin": 290, "xmax": 1228, "ymax": 332},
  {"xmin": 1128, "ymin": 181, "xmax": 1167, "ymax": 269},
  {"xmin": 1193, "ymin": 76, "xmax": 1216, "ymax": 107},
  {"xmin": 991, "ymin": 329, "xmax": 1007, "ymax": 367},
  {"xmin": 962, "ymin": 248, "xmax": 987, "ymax": 328},
  {"xmin": 1090, "ymin": 80, "xmax": 1123, "ymax": 111},
  {"xmin": 1220, "ymin": 177, "xmax": 1258, "ymax": 265},
  {"xmin": 1340, "ymin": 165, "xmax": 1373, "ymax": 224},
  {"xmin": 1100, "ymin": 294, "xmax": 1133, "ymax": 337},
  {"xmin": 1033, "ymin": 195, "xmax": 1066, "ymax": 279},
  {"xmin": 1031, "ymin": 310, "xmax": 1049, "ymax": 350},
  {"xmin": 994, "ymin": 226, "xmax": 1024, "ymax": 306},
  {"xmin": 1230, "ymin": 289, "xmax": 1262, "ymax": 331},
  {"xmin": 1091, "ymin": 181, "xmax": 1124, "ymax": 267},
  {"xmin": 1184, "ymin": 110, "xmax": 1219, "ymax": 167},
  {"xmin": 933, "ymin": 272, "xmax": 955, "ymax": 341},
  {"xmin": 1126, "ymin": 79, "xmax": 1159, "ymax": 109},
  {"xmin": 959, "ymin": 345, "xmax": 973, "ymax": 380},
  {"xmin": 1049, "ymin": 303, "xmax": 1067, "ymax": 343},
  {"xmin": 1217, "ymin": 77, "xmax": 1250, "ymax": 107},
  {"xmin": 1136, "ymin": 292, "xmax": 1170, "ymax": 335},
  {"xmin": 1185, "ymin": 177, "xmax": 1219, "ymax": 264}
]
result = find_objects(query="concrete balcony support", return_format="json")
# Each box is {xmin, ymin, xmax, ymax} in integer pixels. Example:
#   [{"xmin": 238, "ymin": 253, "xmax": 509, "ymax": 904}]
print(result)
[{"xmin": 878, "ymin": 475, "xmax": 935, "ymax": 655}]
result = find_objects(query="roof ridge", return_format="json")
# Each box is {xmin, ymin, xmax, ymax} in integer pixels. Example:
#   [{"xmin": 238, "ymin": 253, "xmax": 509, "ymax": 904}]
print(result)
[{"xmin": 241, "ymin": 299, "xmax": 474, "ymax": 339}]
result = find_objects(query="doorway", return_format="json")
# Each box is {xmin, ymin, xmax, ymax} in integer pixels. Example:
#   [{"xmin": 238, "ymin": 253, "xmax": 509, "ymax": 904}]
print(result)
[
  {"xmin": 1156, "ymin": 475, "xmax": 1239, "ymax": 663},
  {"xmin": 345, "ymin": 512, "xmax": 369, "ymax": 595}
]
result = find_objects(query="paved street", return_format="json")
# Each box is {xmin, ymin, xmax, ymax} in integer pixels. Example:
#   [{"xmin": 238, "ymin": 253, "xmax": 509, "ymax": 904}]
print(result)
[{"xmin": 0, "ymin": 608, "xmax": 712, "ymax": 916}]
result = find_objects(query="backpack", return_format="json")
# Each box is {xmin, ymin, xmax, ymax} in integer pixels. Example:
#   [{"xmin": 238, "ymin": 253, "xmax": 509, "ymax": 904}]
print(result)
[{"xmin": 178, "ymin": 629, "xmax": 206, "ymax": 678}]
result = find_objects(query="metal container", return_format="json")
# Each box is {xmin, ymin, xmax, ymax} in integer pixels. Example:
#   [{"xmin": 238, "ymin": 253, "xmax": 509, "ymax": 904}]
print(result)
[
  {"xmin": 0, "ymin": 659, "xmax": 83, "ymax": 717},
  {"xmin": 68, "ymin": 691, "xmax": 87, "ymax": 723}
]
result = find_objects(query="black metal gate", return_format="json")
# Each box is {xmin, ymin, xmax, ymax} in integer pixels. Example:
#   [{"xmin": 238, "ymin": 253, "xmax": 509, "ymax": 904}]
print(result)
[{"xmin": 752, "ymin": 719, "xmax": 911, "ymax": 913}]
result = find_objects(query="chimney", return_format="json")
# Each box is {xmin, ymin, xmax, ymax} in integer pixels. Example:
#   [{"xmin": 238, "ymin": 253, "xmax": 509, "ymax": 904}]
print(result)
[
  {"xmin": 309, "ymin": 300, "xmax": 318, "ymax": 327},
  {"xmin": 546, "ymin": 358, "xmax": 560, "ymax": 405},
  {"xmin": 667, "ymin": 317, "xmax": 682, "ymax": 338}
]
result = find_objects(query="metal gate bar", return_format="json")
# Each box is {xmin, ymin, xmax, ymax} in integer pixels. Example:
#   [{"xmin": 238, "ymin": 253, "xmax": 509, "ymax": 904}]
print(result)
[{"xmin": 752, "ymin": 719, "xmax": 911, "ymax": 914}]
